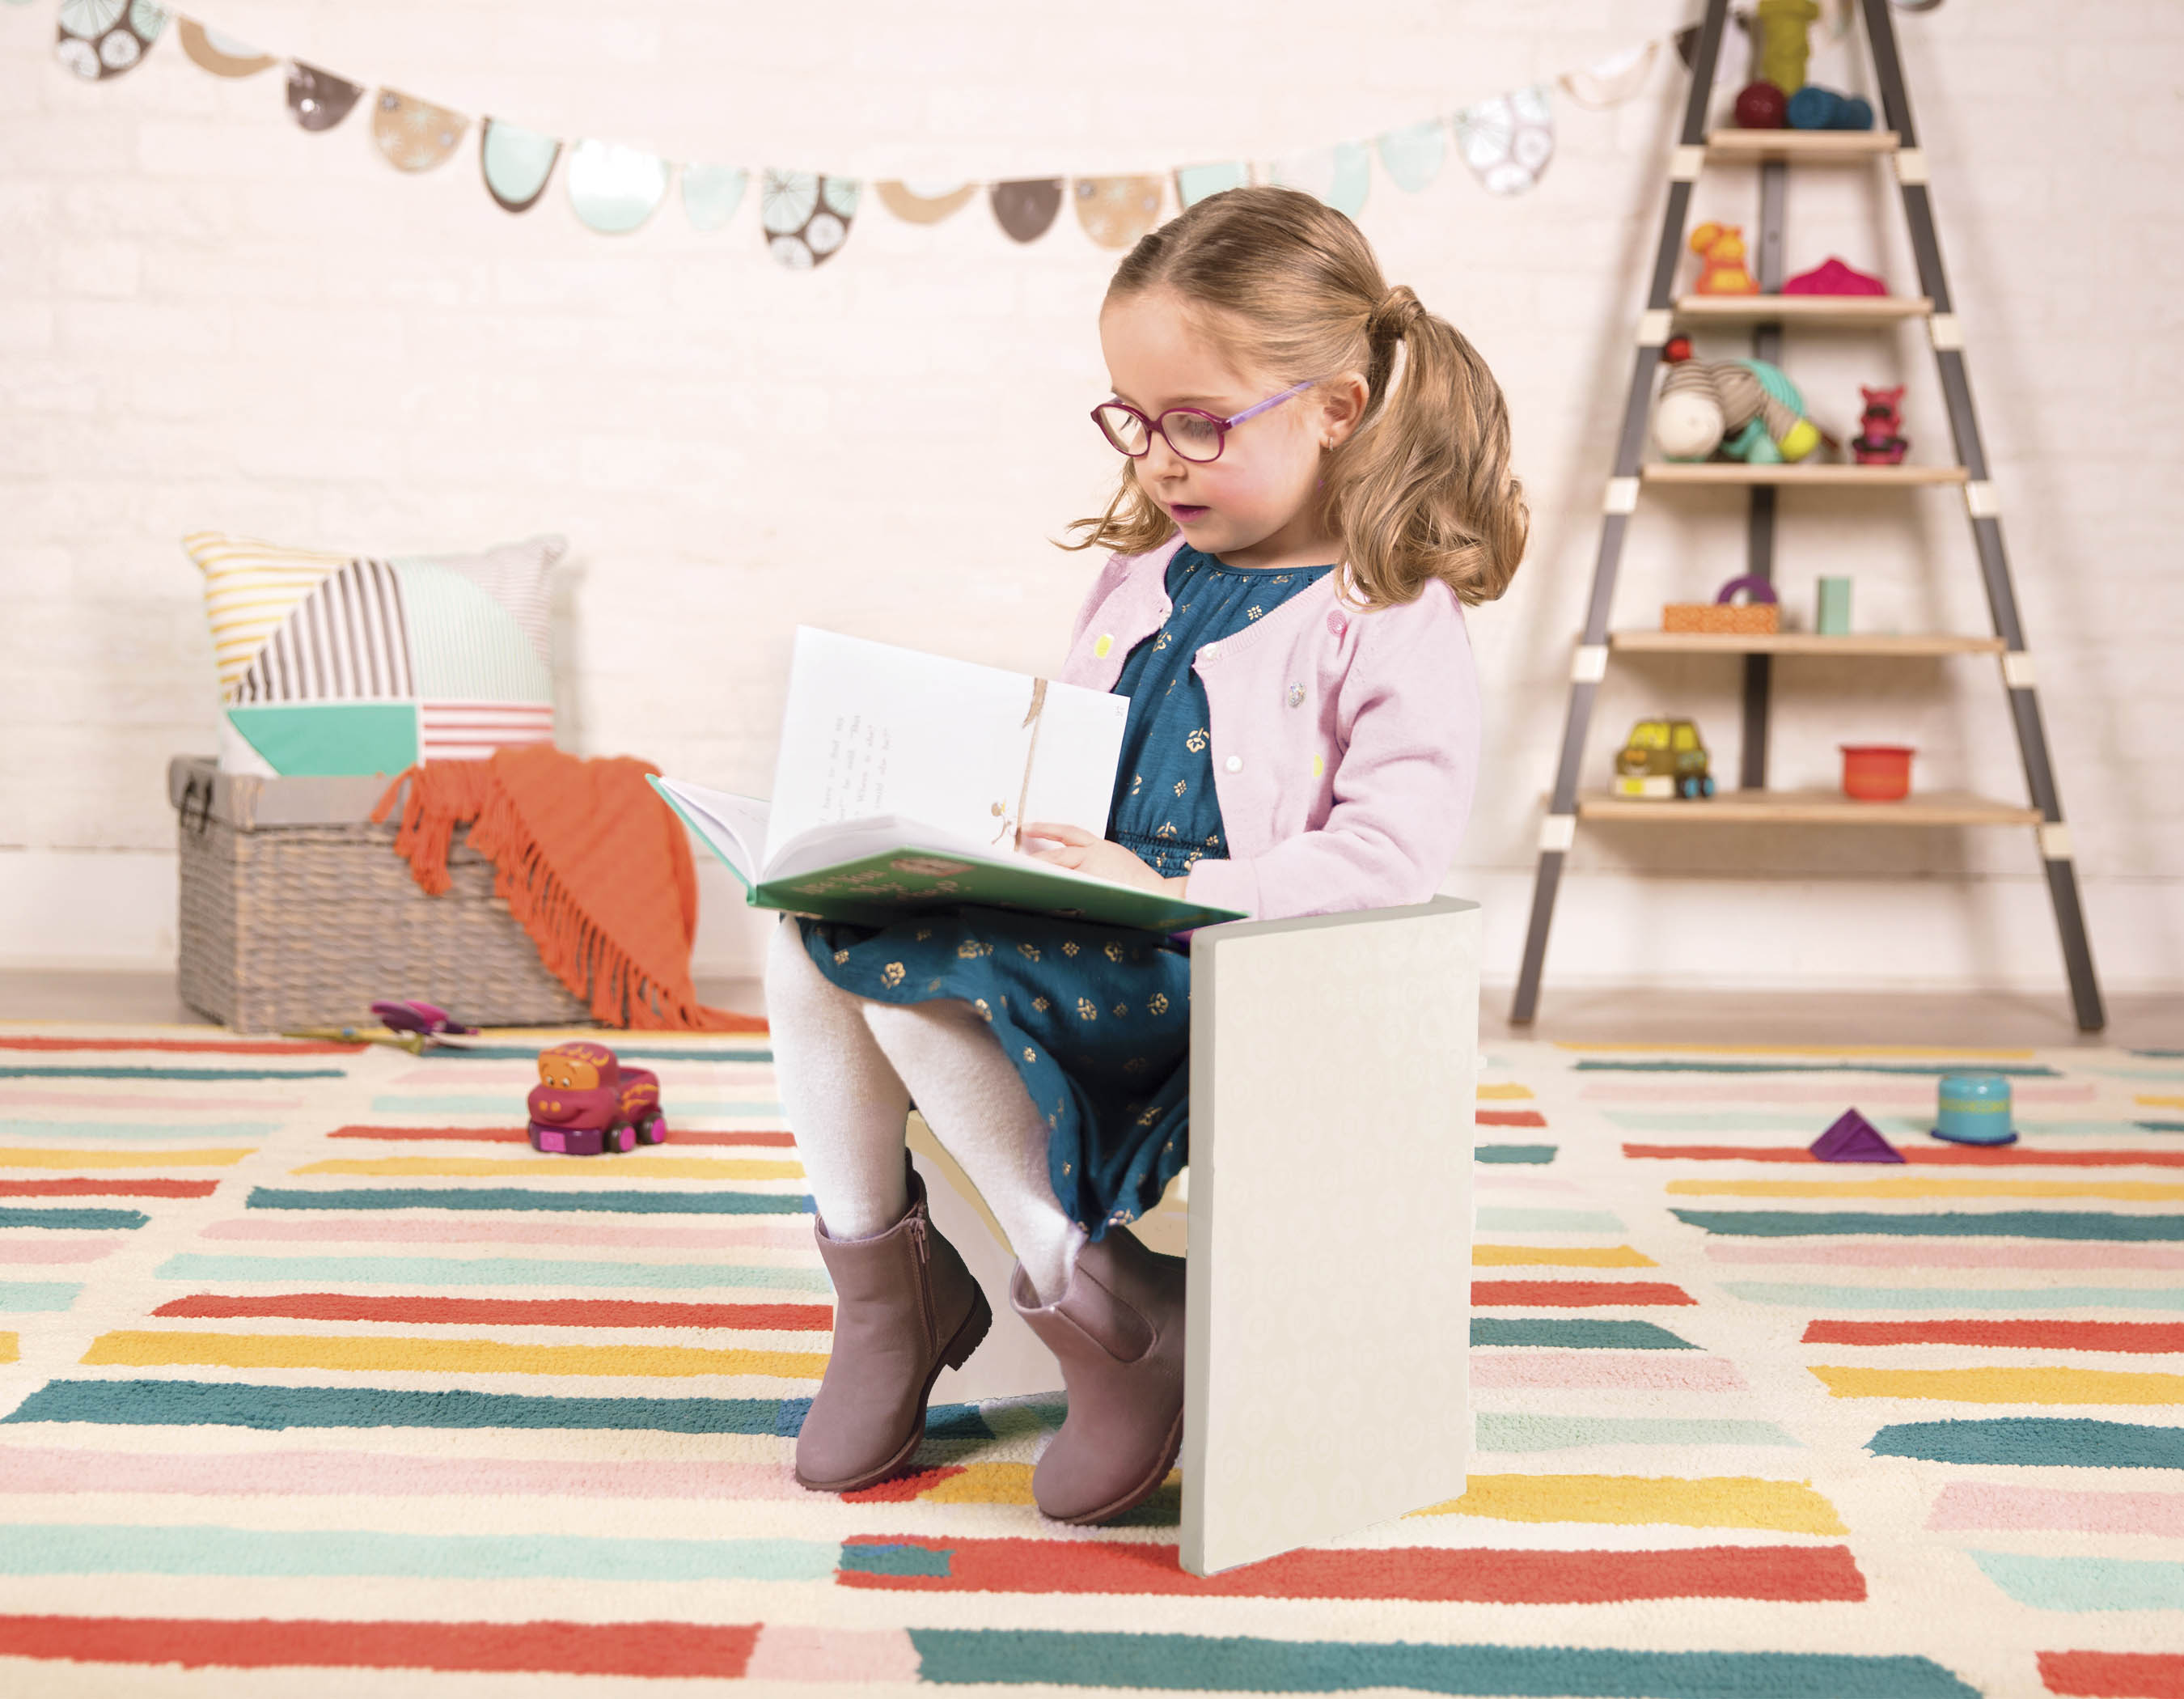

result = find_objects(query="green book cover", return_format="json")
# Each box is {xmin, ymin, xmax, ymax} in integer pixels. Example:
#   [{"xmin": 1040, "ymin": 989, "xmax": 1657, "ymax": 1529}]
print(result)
[{"xmin": 650, "ymin": 777, "xmax": 1242, "ymax": 934}]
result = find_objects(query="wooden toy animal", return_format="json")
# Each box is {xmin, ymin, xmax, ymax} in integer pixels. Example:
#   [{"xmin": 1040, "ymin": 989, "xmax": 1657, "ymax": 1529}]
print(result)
[
  {"xmin": 1852, "ymin": 385, "xmax": 1908, "ymax": 464},
  {"xmin": 1689, "ymin": 222, "xmax": 1759, "ymax": 295}
]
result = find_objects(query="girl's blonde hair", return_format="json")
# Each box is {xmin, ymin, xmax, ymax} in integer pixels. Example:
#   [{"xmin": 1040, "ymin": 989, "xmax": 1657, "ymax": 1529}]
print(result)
[{"xmin": 1064, "ymin": 185, "xmax": 1527, "ymax": 609}]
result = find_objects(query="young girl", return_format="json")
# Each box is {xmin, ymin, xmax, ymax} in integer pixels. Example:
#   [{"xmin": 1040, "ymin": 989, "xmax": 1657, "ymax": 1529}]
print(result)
[{"xmin": 767, "ymin": 184, "xmax": 1526, "ymax": 1525}]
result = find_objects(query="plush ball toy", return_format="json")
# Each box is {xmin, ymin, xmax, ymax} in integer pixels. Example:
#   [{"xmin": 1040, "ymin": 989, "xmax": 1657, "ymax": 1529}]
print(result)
[
  {"xmin": 1786, "ymin": 86, "xmax": 1876, "ymax": 129},
  {"xmin": 1654, "ymin": 337, "xmax": 1823, "ymax": 464},
  {"xmin": 1733, "ymin": 81, "xmax": 1788, "ymax": 128}
]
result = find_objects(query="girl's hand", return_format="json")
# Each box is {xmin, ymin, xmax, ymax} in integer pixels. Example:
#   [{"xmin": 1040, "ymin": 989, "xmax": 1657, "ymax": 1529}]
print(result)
[{"xmin": 1022, "ymin": 821, "xmax": 1187, "ymax": 897}]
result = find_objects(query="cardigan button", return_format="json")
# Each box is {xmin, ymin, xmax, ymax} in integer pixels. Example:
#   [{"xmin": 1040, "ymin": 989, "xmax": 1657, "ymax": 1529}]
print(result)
[
  {"xmin": 1094, "ymin": 634, "xmax": 1113, "ymax": 659},
  {"xmin": 1327, "ymin": 610, "xmax": 1347, "ymax": 637},
  {"xmin": 1224, "ymin": 755, "xmax": 1243, "ymax": 773},
  {"xmin": 1199, "ymin": 642, "xmax": 1221, "ymax": 662}
]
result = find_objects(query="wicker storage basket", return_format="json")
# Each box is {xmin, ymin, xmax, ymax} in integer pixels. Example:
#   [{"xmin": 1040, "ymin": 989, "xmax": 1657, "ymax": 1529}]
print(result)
[{"xmin": 170, "ymin": 756, "xmax": 589, "ymax": 1034}]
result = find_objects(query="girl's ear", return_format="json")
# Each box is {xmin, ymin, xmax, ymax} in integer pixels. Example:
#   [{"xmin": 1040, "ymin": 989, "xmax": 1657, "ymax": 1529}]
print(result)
[{"xmin": 1319, "ymin": 371, "xmax": 1371, "ymax": 448}]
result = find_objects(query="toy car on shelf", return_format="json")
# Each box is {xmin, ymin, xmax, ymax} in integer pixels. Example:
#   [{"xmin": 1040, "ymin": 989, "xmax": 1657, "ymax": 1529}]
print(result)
[
  {"xmin": 1615, "ymin": 718, "xmax": 1716, "ymax": 799},
  {"xmin": 527, "ymin": 1040, "xmax": 667, "ymax": 1155}
]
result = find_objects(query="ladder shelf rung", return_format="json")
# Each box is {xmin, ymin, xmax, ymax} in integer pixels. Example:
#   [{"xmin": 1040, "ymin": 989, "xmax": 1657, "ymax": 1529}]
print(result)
[
  {"xmin": 1643, "ymin": 462, "xmax": 1969, "ymax": 488},
  {"xmin": 1576, "ymin": 788, "xmax": 2040, "ymax": 827},
  {"xmin": 1673, "ymin": 294, "xmax": 1933, "ymax": 325},
  {"xmin": 1610, "ymin": 631, "xmax": 2005, "ymax": 658},
  {"xmin": 1704, "ymin": 128, "xmax": 1902, "ymax": 162}
]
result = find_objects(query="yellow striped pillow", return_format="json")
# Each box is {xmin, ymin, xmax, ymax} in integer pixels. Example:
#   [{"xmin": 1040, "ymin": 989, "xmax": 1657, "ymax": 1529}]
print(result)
[{"xmin": 184, "ymin": 532, "xmax": 353, "ymax": 700}]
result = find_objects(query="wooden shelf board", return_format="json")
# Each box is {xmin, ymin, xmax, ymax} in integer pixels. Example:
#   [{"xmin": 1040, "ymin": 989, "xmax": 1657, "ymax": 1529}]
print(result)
[
  {"xmin": 1610, "ymin": 631, "xmax": 2004, "ymax": 658},
  {"xmin": 1705, "ymin": 129, "xmax": 1902, "ymax": 160},
  {"xmin": 1577, "ymin": 789, "xmax": 2040, "ymax": 827},
  {"xmin": 1643, "ymin": 462, "xmax": 1968, "ymax": 487},
  {"xmin": 1674, "ymin": 294, "xmax": 1932, "ymax": 324}
]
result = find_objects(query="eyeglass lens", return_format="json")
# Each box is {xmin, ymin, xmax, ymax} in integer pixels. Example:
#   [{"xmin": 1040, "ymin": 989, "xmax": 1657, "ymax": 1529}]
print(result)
[{"xmin": 1093, "ymin": 404, "xmax": 1225, "ymax": 463}]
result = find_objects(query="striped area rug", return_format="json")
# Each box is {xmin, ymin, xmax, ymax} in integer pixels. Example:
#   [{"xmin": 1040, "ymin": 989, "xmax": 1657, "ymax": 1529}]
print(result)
[{"xmin": 0, "ymin": 1026, "xmax": 2179, "ymax": 1697}]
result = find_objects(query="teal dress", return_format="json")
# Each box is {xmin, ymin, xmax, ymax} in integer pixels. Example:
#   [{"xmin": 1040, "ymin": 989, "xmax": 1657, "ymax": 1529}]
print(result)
[{"xmin": 801, "ymin": 547, "xmax": 1332, "ymax": 1235}]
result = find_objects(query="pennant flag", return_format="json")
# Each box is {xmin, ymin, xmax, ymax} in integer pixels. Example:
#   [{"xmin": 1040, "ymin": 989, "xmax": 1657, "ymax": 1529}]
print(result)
[
  {"xmin": 56, "ymin": 0, "xmax": 166, "ymax": 80},
  {"xmin": 1174, "ymin": 162, "xmax": 1249, "ymax": 209},
  {"xmin": 1559, "ymin": 40, "xmax": 1658, "ymax": 110},
  {"xmin": 286, "ymin": 62, "xmax": 362, "ymax": 133},
  {"xmin": 1376, "ymin": 119, "xmax": 1446, "ymax": 193},
  {"xmin": 372, "ymin": 90, "xmax": 468, "ymax": 173},
  {"xmin": 567, "ymin": 139, "xmax": 670, "ymax": 235},
  {"xmin": 480, "ymin": 119, "xmax": 560, "ymax": 214},
  {"xmin": 682, "ymin": 163, "xmax": 748, "ymax": 232},
  {"xmin": 762, "ymin": 171, "xmax": 858, "ymax": 268},
  {"xmin": 989, "ymin": 178, "xmax": 1064, "ymax": 243},
  {"xmin": 1271, "ymin": 142, "xmax": 1369, "ymax": 218},
  {"xmin": 1454, "ymin": 86, "xmax": 1555, "ymax": 195},
  {"xmin": 176, "ymin": 17, "xmax": 271, "ymax": 77},
  {"xmin": 876, "ymin": 181, "xmax": 976, "ymax": 225},
  {"xmin": 1073, "ymin": 175, "xmax": 1164, "ymax": 250}
]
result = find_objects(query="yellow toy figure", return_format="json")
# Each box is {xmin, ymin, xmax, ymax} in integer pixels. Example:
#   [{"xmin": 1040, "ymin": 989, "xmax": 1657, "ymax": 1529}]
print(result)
[
  {"xmin": 1755, "ymin": 0, "xmax": 1820, "ymax": 94},
  {"xmin": 1689, "ymin": 222, "xmax": 1759, "ymax": 295}
]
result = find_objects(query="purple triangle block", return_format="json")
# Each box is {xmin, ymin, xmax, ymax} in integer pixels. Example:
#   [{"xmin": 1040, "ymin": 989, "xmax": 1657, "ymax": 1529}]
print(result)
[{"xmin": 1809, "ymin": 1108, "xmax": 1906, "ymax": 1163}]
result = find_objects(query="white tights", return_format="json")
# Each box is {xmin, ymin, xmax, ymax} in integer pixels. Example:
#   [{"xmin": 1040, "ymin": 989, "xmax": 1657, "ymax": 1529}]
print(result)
[{"xmin": 765, "ymin": 917, "xmax": 1084, "ymax": 1304}]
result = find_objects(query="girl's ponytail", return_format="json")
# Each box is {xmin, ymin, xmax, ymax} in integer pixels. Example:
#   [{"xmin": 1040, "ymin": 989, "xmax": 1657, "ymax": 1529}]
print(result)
[
  {"xmin": 1329, "ymin": 285, "xmax": 1530, "ymax": 608},
  {"xmin": 1066, "ymin": 185, "xmax": 1528, "ymax": 610}
]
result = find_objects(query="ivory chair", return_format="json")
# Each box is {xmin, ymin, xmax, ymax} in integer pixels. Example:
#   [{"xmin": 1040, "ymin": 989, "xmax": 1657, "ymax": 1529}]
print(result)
[{"xmin": 916, "ymin": 894, "xmax": 1478, "ymax": 1576}]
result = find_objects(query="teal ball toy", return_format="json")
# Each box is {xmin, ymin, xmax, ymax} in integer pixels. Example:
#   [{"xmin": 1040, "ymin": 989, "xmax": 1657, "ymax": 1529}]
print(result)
[{"xmin": 1933, "ymin": 1071, "xmax": 2017, "ymax": 1146}]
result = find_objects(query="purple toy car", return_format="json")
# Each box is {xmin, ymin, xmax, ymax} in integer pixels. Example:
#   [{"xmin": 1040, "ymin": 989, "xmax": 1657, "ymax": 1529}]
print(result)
[{"xmin": 527, "ymin": 1040, "xmax": 667, "ymax": 1156}]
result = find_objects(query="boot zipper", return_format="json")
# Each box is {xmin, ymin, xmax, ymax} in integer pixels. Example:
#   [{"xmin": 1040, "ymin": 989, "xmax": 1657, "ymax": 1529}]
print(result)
[{"xmin": 909, "ymin": 1210, "xmax": 938, "ymax": 1348}]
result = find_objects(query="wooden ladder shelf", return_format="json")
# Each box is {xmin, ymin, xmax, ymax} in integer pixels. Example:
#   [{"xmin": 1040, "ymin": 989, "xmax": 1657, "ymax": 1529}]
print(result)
[{"xmin": 1509, "ymin": 0, "xmax": 2104, "ymax": 1031}]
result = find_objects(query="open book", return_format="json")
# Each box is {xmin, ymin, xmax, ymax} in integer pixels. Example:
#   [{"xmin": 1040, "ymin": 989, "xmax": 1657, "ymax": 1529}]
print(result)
[{"xmin": 650, "ymin": 628, "xmax": 1245, "ymax": 933}]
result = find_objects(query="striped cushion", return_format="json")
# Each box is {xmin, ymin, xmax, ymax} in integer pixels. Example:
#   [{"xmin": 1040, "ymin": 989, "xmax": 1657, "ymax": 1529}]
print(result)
[{"xmin": 184, "ymin": 532, "xmax": 566, "ymax": 776}]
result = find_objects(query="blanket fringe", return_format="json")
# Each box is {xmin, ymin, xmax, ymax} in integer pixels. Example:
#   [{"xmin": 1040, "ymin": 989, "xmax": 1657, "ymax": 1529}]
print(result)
[{"xmin": 372, "ymin": 759, "xmax": 753, "ymax": 1032}]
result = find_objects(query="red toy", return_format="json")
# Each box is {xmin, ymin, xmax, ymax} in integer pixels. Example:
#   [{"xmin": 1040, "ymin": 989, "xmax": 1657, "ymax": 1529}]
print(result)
[
  {"xmin": 527, "ymin": 1040, "xmax": 667, "ymax": 1155},
  {"xmin": 1733, "ymin": 81, "xmax": 1788, "ymax": 129},
  {"xmin": 1783, "ymin": 257, "xmax": 1886, "ymax": 296},
  {"xmin": 1852, "ymin": 385, "xmax": 1908, "ymax": 464},
  {"xmin": 1841, "ymin": 744, "xmax": 1914, "ymax": 803}
]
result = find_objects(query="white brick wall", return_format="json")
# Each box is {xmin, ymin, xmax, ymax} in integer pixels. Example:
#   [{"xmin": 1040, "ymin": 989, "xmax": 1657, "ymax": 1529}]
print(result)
[{"xmin": 3, "ymin": 0, "xmax": 2179, "ymax": 998}]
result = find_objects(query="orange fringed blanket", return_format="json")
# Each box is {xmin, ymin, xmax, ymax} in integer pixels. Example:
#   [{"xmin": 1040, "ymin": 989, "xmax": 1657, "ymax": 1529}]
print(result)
[{"xmin": 373, "ymin": 746, "xmax": 764, "ymax": 1033}]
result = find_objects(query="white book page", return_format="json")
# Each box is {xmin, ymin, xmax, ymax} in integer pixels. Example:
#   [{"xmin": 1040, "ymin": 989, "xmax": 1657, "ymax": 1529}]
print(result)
[
  {"xmin": 765, "ymin": 815, "xmax": 1152, "ymax": 895},
  {"xmin": 656, "ymin": 782, "xmax": 770, "ymax": 888},
  {"xmin": 764, "ymin": 628, "xmax": 1128, "ymax": 866}
]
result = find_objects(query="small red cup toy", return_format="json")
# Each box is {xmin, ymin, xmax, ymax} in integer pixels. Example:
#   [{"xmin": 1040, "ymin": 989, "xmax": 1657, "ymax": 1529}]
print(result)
[{"xmin": 527, "ymin": 1040, "xmax": 667, "ymax": 1155}]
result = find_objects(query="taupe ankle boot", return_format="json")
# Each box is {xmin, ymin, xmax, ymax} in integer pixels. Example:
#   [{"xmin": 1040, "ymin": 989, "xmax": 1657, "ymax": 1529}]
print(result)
[
  {"xmin": 1011, "ymin": 1227, "xmax": 1186, "ymax": 1524},
  {"xmin": 795, "ymin": 1158, "xmax": 992, "ymax": 1493}
]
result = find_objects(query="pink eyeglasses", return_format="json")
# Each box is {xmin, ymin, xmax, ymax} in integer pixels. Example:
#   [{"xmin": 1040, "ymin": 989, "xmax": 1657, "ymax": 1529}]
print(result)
[{"xmin": 1090, "ymin": 379, "xmax": 1319, "ymax": 465}]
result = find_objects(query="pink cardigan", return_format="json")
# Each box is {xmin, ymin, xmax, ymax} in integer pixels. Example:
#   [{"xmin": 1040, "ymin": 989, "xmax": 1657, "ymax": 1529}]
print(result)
[{"xmin": 1057, "ymin": 536, "xmax": 1479, "ymax": 922}]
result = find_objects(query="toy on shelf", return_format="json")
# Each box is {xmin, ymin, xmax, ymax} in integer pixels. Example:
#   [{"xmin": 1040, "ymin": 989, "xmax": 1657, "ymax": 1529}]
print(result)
[
  {"xmin": 1851, "ymin": 385, "xmax": 1908, "ymax": 464},
  {"xmin": 1783, "ymin": 256, "xmax": 1886, "ymax": 296},
  {"xmin": 527, "ymin": 1040, "xmax": 667, "ymax": 1155},
  {"xmin": 1817, "ymin": 575, "xmax": 1853, "ymax": 635},
  {"xmin": 1654, "ymin": 336, "xmax": 1824, "ymax": 464},
  {"xmin": 1615, "ymin": 717, "xmax": 1716, "ymax": 800},
  {"xmin": 1840, "ymin": 744, "xmax": 1913, "ymax": 802},
  {"xmin": 1688, "ymin": 222, "xmax": 1759, "ymax": 294},
  {"xmin": 1754, "ymin": 0, "xmax": 1818, "ymax": 93},
  {"xmin": 1932, "ymin": 1071, "xmax": 2017, "ymax": 1147},
  {"xmin": 1810, "ymin": 1108, "xmax": 1905, "ymax": 1163},
  {"xmin": 1733, "ymin": 81, "xmax": 1788, "ymax": 128},
  {"xmin": 1664, "ymin": 574, "xmax": 1781, "ymax": 635},
  {"xmin": 1731, "ymin": 0, "xmax": 1872, "ymax": 132},
  {"xmin": 1787, "ymin": 86, "xmax": 1875, "ymax": 129}
]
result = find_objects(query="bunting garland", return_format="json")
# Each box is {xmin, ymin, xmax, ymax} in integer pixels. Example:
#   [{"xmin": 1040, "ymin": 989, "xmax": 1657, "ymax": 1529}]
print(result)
[{"xmin": 22, "ymin": 3, "xmax": 1693, "ymax": 264}]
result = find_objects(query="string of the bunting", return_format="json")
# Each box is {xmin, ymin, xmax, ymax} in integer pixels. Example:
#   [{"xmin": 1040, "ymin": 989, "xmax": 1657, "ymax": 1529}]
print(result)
[{"xmin": 29, "ymin": 2, "xmax": 1680, "ymax": 266}]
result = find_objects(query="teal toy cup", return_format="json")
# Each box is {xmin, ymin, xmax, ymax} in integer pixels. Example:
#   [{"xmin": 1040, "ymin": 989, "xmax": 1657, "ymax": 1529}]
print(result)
[
  {"xmin": 1933, "ymin": 1071, "xmax": 2017, "ymax": 1146},
  {"xmin": 1817, "ymin": 576, "xmax": 1853, "ymax": 636}
]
